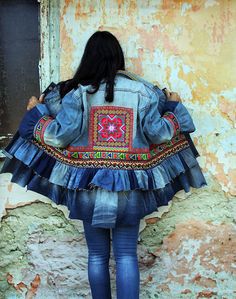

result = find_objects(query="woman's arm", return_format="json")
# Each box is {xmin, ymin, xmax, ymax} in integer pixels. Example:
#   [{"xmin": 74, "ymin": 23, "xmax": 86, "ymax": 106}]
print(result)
[
  {"xmin": 19, "ymin": 88, "xmax": 84, "ymax": 148},
  {"xmin": 141, "ymin": 89, "xmax": 195, "ymax": 145},
  {"xmin": 27, "ymin": 82, "xmax": 68, "ymax": 118},
  {"xmin": 162, "ymin": 88, "xmax": 196, "ymax": 133}
]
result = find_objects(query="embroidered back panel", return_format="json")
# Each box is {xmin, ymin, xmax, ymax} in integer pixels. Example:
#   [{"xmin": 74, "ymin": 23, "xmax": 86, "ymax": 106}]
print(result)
[
  {"xmin": 89, "ymin": 106, "xmax": 133, "ymax": 152},
  {"xmin": 33, "ymin": 104, "xmax": 189, "ymax": 170}
]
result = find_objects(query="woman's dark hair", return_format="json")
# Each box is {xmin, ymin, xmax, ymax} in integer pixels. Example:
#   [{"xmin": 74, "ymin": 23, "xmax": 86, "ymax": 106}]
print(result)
[{"xmin": 59, "ymin": 31, "xmax": 125, "ymax": 102}]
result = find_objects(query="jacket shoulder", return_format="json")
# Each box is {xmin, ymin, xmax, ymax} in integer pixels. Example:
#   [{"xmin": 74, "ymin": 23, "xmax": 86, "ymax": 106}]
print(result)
[{"xmin": 114, "ymin": 75, "xmax": 152, "ymax": 98}]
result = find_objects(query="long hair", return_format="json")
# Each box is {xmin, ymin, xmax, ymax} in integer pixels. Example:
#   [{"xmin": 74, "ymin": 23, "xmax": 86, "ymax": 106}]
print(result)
[{"xmin": 59, "ymin": 31, "xmax": 125, "ymax": 102}]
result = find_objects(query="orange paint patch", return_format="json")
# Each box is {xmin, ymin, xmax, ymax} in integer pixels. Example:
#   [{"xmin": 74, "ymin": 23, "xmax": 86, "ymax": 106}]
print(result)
[
  {"xmin": 137, "ymin": 26, "xmax": 179, "ymax": 55},
  {"xmin": 154, "ymin": 220, "xmax": 236, "ymax": 291},
  {"xmin": 60, "ymin": 20, "xmax": 75, "ymax": 80},
  {"xmin": 228, "ymin": 168, "xmax": 236, "ymax": 195},
  {"xmin": 75, "ymin": 1, "xmax": 95, "ymax": 20},
  {"xmin": 204, "ymin": 152, "xmax": 229, "ymax": 188},
  {"xmin": 129, "ymin": 0, "xmax": 137, "ymax": 12},
  {"xmin": 129, "ymin": 48, "xmax": 144, "ymax": 76},
  {"xmin": 219, "ymin": 96, "xmax": 236, "ymax": 123},
  {"xmin": 117, "ymin": 0, "xmax": 124, "ymax": 7},
  {"xmin": 7, "ymin": 273, "xmax": 41, "ymax": 296},
  {"xmin": 61, "ymin": 0, "xmax": 71, "ymax": 16},
  {"xmin": 145, "ymin": 217, "xmax": 159, "ymax": 224},
  {"xmin": 7, "ymin": 183, "xmax": 13, "ymax": 192},
  {"xmin": 161, "ymin": 0, "xmax": 203, "ymax": 11}
]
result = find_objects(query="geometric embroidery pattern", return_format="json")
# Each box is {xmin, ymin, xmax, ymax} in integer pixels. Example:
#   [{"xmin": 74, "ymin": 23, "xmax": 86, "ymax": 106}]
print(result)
[
  {"xmin": 33, "ymin": 115, "xmax": 54, "ymax": 144},
  {"xmin": 89, "ymin": 106, "xmax": 133, "ymax": 152},
  {"xmin": 32, "ymin": 132, "xmax": 190, "ymax": 170},
  {"xmin": 162, "ymin": 111, "xmax": 180, "ymax": 135},
  {"xmin": 31, "ymin": 103, "xmax": 189, "ymax": 170}
]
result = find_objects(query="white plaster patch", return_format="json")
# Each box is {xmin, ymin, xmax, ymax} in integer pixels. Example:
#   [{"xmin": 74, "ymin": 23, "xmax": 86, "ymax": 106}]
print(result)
[
  {"xmin": 220, "ymin": 87, "xmax": 236, "ymax": 101},
  {"xmin": 181, "ymin": 2, "xmax": 192, "ymax": 16},
  {"xmin": 174, "ymin": 189, "xmax": 192, "ymax": 200},
  {"xmin": 206, "ymin": 162, "xmax": 217, "ymax": 174},
  {"xmin": 182, "ymin": 64, "xmax": 191, "ymax": 74},
  {"xmin": 199, "ymin": 76, "xmax": 209, "ymax": 87},
  {"xmin": 192, "ymin": 111, "xmax": 231, "ymax": 135},
  {"xmin": 0, "ymin": 173, "xmax": 70, "ymax": 222},
  {"xmin": 152, "ymin": 49, "xmax": 170, "ymax": 87},
  {"xmin": 167, "ymin": 56, "xmax": 193, "ymax": 100},
  {"xmin": 178, "ymin": 239, "xmax": 202, "ymax": 263},
  {"xmin": 197, "ymin": 156, "xmax": 207, "ymax": 169},
  {"xmin": 205, "ymin": 0, "xmax": 219, "ymax": 8},
  {"xmin": 125, "ymin": 35, "xmax": 140, "ymax": 58}
]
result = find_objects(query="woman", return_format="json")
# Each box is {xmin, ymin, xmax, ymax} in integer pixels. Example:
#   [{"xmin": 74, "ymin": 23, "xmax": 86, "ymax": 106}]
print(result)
[{"xmin": 1, "ymin": 31, "xmax": 207, "ymax": 299}]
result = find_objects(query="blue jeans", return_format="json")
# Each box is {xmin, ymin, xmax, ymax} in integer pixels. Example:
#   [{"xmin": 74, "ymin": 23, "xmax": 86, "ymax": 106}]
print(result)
[{"xmin": 83, "ymin": 221, "xmax": 140, "ymax": 299}]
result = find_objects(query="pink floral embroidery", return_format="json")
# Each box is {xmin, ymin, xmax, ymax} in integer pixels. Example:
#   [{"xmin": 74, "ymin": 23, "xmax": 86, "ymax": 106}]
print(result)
[
  {"xmin": 90, "ymin": 106, "xmax": 133, "ymax": 151},
  {"xmin": 98, "ymin": 114, "xmax": 126, "ymax": 142}
]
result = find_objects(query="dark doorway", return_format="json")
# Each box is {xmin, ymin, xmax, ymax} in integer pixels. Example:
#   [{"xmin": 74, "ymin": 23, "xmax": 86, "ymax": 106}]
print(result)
[{"xmin": 0, "ymin": 0, "xmax": 40, "ymax": 152}]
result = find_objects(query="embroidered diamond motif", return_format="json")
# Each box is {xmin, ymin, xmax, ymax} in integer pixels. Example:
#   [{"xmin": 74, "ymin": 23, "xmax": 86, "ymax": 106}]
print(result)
[
  {"xmin": 90, "ymin": 106, "xmax": 133, "ymax": 152},
  {"xmin": 98, "ymin": 114, "xmax": 126, "ymax": 142}
]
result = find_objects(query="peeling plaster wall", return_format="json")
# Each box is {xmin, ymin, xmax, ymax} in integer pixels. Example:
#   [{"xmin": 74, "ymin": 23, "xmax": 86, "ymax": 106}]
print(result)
[
  {"xmin": 0, "ymin": 1, "xmax": 236, "ymax": 298},
  {"xmin": 59, "ymin": 0, "xmax": 236, "ymax": 196}
]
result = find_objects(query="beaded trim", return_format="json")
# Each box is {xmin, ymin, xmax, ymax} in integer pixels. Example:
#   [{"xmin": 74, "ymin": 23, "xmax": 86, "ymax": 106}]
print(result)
[
  {"xmin": 162, "ymin": 111, "xmax": 180, "ymax": 135},
  {"xmin": 32, "ymin": 132, "xmax": 189, "ymax": 170},
  {"xmin": 33, "ymin": 115, "xmax": 54, "ymax": 144}
]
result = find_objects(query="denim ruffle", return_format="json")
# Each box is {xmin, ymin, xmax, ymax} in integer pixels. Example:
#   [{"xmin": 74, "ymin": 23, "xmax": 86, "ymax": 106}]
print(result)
[
  {"xmin": 0, "ymin": 131, "xmax": 207, "ymax": 228},
  {"xmin": 2, "ymin": 132, "xmax": 207, "ymax": 192}
]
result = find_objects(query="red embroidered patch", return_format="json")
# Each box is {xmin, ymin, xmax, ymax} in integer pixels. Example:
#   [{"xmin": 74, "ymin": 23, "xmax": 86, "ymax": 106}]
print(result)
[
  {"xmin": 162, "ymin": 112, "xmax": 180, "ymax": 135},
  {"xmin": 33, "ymin": 115, "xmax": 53, "ymax": 144},
  {"xmin": 89, "ymin": 106, "xmax": 133, "ymax": 152}
]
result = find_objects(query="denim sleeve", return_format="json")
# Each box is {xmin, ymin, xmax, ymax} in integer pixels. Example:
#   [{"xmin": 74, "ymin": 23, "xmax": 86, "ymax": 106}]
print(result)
[
  {"xmin": 18, "ymin": 104, "xmax": 50, "ymax": 141},
  {"xmin": 141, "ymin": 93, "xmax": 181, "ymax": 144},
  {"xmin": 19, "ymin": 88, "xmax": 83, "ymax": 148},
  {"xmin": 43, "ymin": 84, "xmax": 62, "ymax": 117},
  {"xmin": 162, "ymin": 100, "xmax": 196, "ymax": 133}
]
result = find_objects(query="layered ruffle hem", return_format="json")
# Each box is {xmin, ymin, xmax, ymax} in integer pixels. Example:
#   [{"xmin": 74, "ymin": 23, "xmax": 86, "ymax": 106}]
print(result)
[{"xmin": 0, "ymin": 131, "xmax": 207, "ymax": 228}]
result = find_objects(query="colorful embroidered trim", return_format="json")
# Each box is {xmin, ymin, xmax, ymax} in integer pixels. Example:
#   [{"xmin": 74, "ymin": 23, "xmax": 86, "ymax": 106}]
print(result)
[
  {"xmin": 89, "ymin": 106, "xmax": 133, "ymax": 152},
  {"xmin": 162, "ymin": 111, "xmax": 180, "ymax": 135},
  {"xmin": 32, "ymin": 132, "xmax": 190, "ymax": 170},
  {"xmin": 33, "ymin": 115, "xmax": 54, "ymax": 144}
]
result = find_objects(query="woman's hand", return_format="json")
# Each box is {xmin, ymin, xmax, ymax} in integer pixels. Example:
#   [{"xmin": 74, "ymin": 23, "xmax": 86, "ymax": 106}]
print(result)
[
  {"xmin": 26, "ymin": 94, "xmax": 45, "ymax": 110},
  {"xmin": 163, "ymin": 88, "xmax": 182, "ymax": 102}
]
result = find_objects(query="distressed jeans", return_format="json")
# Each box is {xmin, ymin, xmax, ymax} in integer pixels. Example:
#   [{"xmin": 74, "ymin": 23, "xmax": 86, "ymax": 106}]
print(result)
[{"xmin": 83, "ymin": 220, "xmax": 140, "ymax": 299}]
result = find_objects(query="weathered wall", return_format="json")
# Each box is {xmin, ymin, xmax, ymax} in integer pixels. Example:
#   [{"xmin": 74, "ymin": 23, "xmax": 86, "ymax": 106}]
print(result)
[
  {"xmin": 0, "ymin": 1, "xmax": 235, "ymax": 298},
  {"xmin": 59, "ymin": 0, "xmax": 236, "ymax": 196}
]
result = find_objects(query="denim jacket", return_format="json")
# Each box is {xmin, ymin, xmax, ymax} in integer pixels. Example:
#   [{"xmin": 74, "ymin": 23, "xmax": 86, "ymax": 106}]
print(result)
[
  {"xmin": 18, "ymin": 70, "xmax": 196, "ymax": 173},
  {"xmin": 0, "ymin": 69, "xmax": 207, "ymax": 193},
  {"xmin": 0, "ymin": 70, "xmax": 207, "ymax": 229}
]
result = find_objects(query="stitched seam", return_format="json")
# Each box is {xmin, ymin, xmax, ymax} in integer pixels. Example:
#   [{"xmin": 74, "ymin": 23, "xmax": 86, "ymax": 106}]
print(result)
[{"xmin": 80, "ymin": 87, "xmax": 150, "ymax": 99}]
